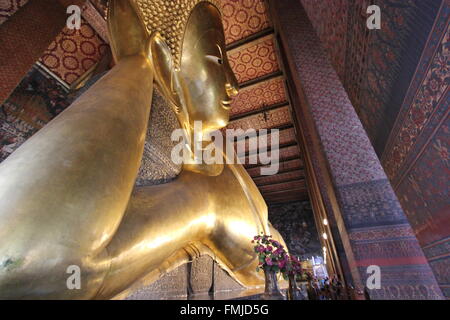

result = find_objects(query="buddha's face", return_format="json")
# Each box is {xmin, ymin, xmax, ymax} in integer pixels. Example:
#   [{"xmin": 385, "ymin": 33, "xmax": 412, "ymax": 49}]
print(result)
[{"xmin": 178, "ymin": 3, "xmax": 239, "ymax": 134}]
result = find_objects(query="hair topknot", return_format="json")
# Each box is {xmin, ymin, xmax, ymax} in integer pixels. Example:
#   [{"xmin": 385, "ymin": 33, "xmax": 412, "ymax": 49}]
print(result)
[{"xmin": 134, "ymin": 0, "xmax": 222, "ymax": 68}]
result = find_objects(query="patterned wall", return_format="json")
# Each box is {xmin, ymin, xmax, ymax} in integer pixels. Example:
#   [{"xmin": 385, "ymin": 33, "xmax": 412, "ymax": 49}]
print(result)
[
  {"xmin": 300, "ymin": 0, "xmax": 443, "ymax": 156},
  {"xmin": 275, "ymin": 0, "xmax": 443, "ymax": 299},
  {"xmin": 298, "ymin": 0, "xmax": 349, "ymax": 80},
  {"xmin": 300, "ymin": 0, "xmax": 449, "ymax": 297},
  {"xmin": 382, "ymin": 3, "xmax": 450, "ymax": 297}
]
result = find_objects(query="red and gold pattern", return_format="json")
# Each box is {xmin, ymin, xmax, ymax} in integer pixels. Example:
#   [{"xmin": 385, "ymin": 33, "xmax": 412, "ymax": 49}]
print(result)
[
  {"xmin": 40, "ymin": 19, "xmax": 109, "ymax": 85},
  {"xmin": 220, "ymin": 0, "xmax": 271, "ymax": 45},
  {"xmin": 228, "ymin": 34, "xmax": 279, "ymax": 84},
  {"xmin": 0, "ymin": 0, "xmax": 28, "ymax": 25},
  {"xmin": 230, "ymin": 76, "xmax": 286, "ymax": 116},
  {"xmin": 382, "ymin": 23, "xmax": 450, "ymax": 181}
]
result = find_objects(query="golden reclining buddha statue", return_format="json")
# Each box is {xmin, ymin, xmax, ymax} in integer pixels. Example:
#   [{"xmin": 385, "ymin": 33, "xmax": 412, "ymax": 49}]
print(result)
[{"xmin": 0, "ymin": 0, "xmax": 287, "ymax": 299}]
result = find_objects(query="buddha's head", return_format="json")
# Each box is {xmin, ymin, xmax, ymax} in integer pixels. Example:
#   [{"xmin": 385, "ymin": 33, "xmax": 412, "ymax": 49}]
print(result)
[{"xmin": 109, "ymin": 0, "xmax": 239, "ymax": 137}]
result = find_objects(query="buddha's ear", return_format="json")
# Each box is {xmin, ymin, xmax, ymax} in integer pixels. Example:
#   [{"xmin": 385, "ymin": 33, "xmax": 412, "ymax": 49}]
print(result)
[
  {"xmin": 108, "ymin": 0, "xmax": 148, "ymax": 62},
  {"xmin": 147, "ymin": 33, "xmax": 182, "ymax": 113}
]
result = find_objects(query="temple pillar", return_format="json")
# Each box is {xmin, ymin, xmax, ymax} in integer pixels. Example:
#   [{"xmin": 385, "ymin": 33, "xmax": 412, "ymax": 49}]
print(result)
[
  {"xmin": 0, "ymin": 0, "xmax": 71, "ymax": 104},
  {"xmin": 269, "ymin": 0, "xmax": 444, "ymax": 300}
]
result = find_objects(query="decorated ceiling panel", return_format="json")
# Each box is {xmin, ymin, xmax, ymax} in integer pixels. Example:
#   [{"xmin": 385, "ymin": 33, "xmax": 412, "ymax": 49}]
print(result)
[
  {"xmin": 276, "ymin": 157, "xmax": 303, "ymax": 172},
  {"xmin": 39, "ymin": 19, "xmax": 109, "ymax": 85},
  {"xmin": 241, "ymin": 144, "xmax": 301, "ymax": 167},
  {"xmin": 227, "ymin": 105, "xmax": 292, "ymax": 131},
  {"xmin": 234, "ymin": 127, "xmax": 296, "ymax": 156},
  {"xmin": 259, "ymin": 179, "xmax": 305, "ymax": 193},
  {"xmin": 228, "ymin": 34, "xmax": 279, "ymax": 83},
  {"xmin": 0, "ymin": 0, "xmax": 28, "ymax": 26},
  {"xmin": 246, "ymin": 158, "xmax": 303, "ymax": 177},
  {"xmin": 230, "ymin": 76, "xmax": 287, "ymax": 116},
  {"xmin": 253, "ymin": 170, "xmax": 304, "ymax": 186},
  {"xmin": 277, "ymin": 145, "xmax": 301, "ymax": 161},
  {"xmin": 221, "ymin": 0, "xmax": 271, "ymax": 45},
  {"xmin": 259, "ymin": 180, "xmax": 305, "ymax": 194}
]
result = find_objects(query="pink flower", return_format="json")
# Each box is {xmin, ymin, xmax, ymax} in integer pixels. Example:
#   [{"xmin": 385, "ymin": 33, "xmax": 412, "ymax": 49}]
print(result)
[
  {"xmin": 266, "ymin": 246, "xmax": 273, "ymax": 252},
  {"xmin": 265, "ymin": 257, "xmax": 273, "ymax": 266}
]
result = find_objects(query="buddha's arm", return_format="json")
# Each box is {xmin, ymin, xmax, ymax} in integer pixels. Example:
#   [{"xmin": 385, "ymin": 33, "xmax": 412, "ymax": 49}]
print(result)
[
  {"xmin": 0, "ymin": 55, "xmax": 154, "ymax": 299},
  {"xmin": 93, "ymin": 165, "xmax": 274, "ymax": 299},
  {"xmin": 93, "ymin": 171, "xmax": 213, "ymax": 299}
]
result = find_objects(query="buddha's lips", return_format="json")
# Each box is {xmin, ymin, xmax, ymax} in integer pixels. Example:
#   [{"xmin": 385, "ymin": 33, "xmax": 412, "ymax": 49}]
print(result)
[{"xmin": 221, "ymin": 99, "xmax": 232, "ymax": 110}]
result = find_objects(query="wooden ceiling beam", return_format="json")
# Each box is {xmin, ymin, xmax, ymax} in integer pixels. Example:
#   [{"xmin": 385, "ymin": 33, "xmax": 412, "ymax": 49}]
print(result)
[
  {"xmin": 244, "ymin": 154, "xmax": 300, "ymax": 169},
  {"xmin": 231, "ymin": 123, "xmax": 294, "ymax": 142},
  {"xmin": 230, "ymin": 101, "xmax": 289, "ymax": 121},
  {"xmin": 239, "ymin": 70, "xmax": 283, "ymax": 89},
  {"xmin": 250, "ymin": 165, "xmax": 303, "ymax": 178},
  {"xmin": 265, "ymin": 193, "xmax": 309, "ymax": 204},
  {"xmin": 226, "ymin": 27, "xmax": 275, "ymax": 51},
  {"xmin": 255, "ymin": 175, "xmax": 305, "ymax": 187}
]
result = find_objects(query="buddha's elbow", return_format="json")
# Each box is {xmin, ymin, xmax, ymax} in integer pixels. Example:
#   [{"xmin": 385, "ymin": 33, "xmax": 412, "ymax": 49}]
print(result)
[{"xmin": 0, "ymin": 248, "xmax": 98, "ymax": 299}]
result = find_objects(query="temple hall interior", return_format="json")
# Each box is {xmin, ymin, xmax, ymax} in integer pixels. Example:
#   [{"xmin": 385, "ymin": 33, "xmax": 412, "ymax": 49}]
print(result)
[{"xmin": 0, "ymin": 0, "xmax": 448, "ymax": 301}]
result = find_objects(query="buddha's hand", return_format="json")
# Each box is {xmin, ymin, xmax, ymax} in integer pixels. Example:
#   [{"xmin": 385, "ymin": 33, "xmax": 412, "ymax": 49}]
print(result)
[{"xmin": 107, "ymin": 0, "xmax": 151, "ymax": 62}]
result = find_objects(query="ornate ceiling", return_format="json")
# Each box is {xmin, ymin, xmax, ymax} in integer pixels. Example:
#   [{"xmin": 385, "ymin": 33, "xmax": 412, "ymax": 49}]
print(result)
[
  {"xmin": 220, "ymin": 0, "xmax": 305, "ymax": 204},
  {"xmin": 39, "ymin": 19, "xmax": 109, "ymax": 85}
]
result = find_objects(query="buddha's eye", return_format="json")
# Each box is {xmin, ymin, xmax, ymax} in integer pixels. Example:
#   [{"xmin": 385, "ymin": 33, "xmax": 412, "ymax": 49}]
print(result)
[{"xmin": 206, "ymin": 55, "xmax": 223, "ymax": 65}]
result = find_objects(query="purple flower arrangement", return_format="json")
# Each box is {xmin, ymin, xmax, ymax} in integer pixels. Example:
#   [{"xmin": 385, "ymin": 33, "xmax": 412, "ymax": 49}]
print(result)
[{"xmin": 252, "ymin": 233, "xmax": 303, "ymax": 279}]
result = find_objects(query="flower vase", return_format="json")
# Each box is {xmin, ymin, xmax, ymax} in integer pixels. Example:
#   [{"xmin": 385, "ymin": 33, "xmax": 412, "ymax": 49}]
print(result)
[
  {"xmin": 260, "ymin": 268, "xmax": 285, "ymax": 300},
  {"xmin": 288, "ymin": 275, "xmax": 304, "ymax": 300}
]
